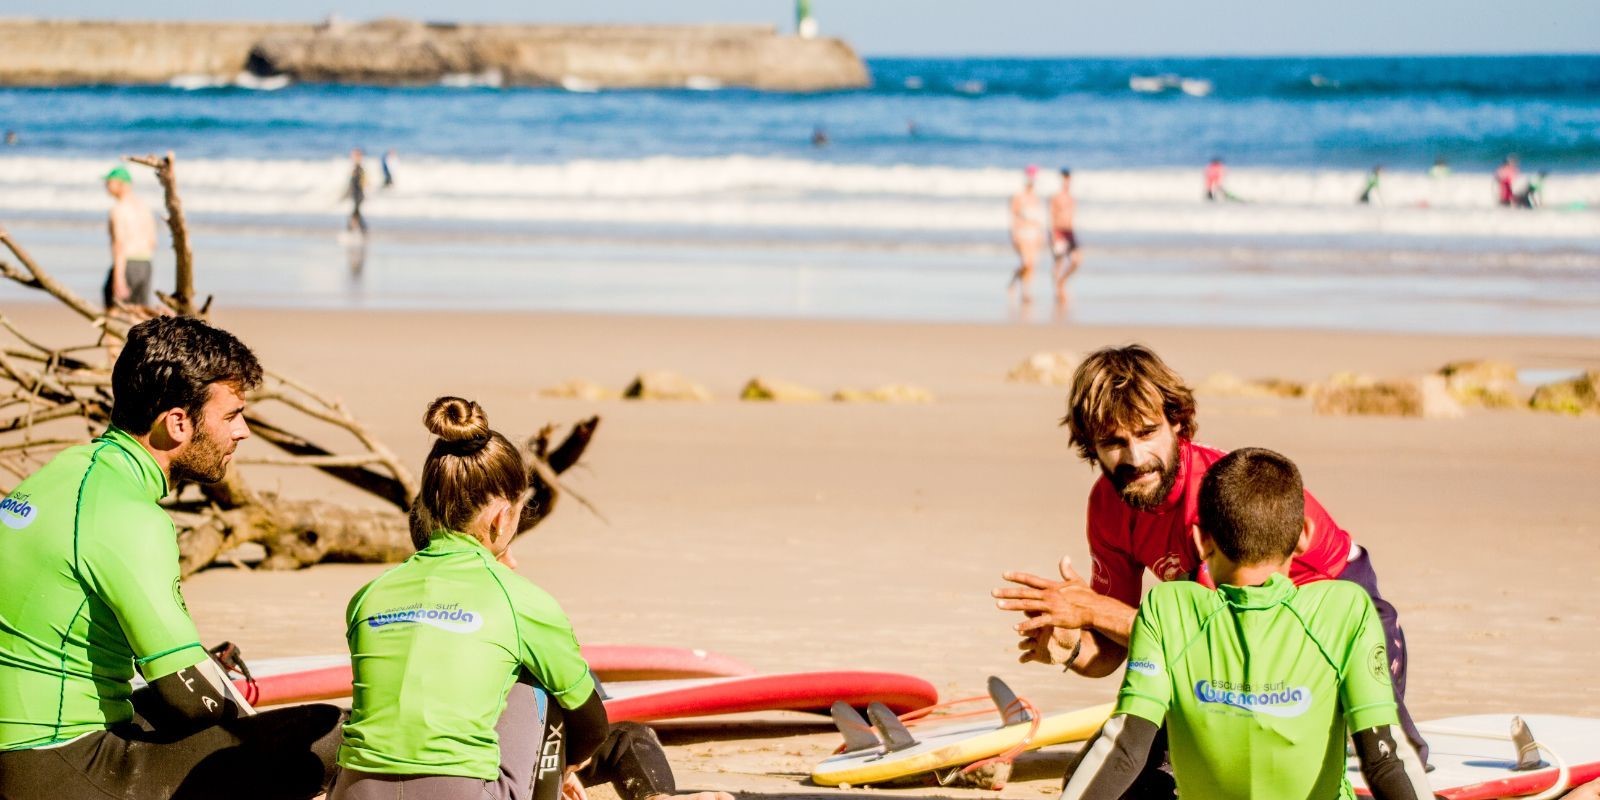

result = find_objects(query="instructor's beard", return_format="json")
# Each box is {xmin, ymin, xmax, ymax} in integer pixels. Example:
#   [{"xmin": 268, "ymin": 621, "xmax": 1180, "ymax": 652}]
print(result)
[
  {"xmin": 1105, "ymin": 437, "xmax": 1181, "ymax": 512},
  {"xmin": 170, "ymin": 424, "xmax": 233, "ymax": 485}
]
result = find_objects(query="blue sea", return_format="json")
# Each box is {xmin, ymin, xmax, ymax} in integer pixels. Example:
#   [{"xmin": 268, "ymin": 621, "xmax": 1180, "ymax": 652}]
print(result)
[
  {"xmin": 3, "ymin": 55, "xmax": 1599, "ymax": 169},
  {"xmin": 1, "ymin": 55, "xmax": 1598, "ymax": 334}
]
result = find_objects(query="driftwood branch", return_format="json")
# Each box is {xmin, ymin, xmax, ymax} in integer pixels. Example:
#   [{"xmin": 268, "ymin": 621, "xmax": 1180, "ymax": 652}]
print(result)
[{"xmin": 128, "ymin": 152, "xmax": 196, "ymax": 316}]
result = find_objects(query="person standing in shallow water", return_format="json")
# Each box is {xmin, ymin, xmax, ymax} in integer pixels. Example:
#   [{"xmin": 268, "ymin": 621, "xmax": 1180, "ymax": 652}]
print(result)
[
  {"xmin": 346, "ymin": 147, "xmax": 369, "ymax": 235},
  {"xmin": 1049, "ymin": 167, "xmax": 1083, "ymax": 307},
  {"xmin": 1007, "ymin": 165, "xmax": 1045, "ymax": 307},
  {"xmin": 102, "ymin": 163, "xmax": 157, "ymax": 311}
]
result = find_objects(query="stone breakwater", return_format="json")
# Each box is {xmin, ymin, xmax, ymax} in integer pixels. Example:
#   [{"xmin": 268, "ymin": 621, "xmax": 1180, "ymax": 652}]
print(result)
[{"xmin": 0, "ymin": 18, "xmax": 870, "ymax": 91}]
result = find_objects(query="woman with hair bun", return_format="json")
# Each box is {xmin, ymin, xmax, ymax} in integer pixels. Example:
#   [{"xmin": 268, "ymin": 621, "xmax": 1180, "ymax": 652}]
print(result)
[{"xmin": 332, "ymin": 398, "xmax": 728, "ymax": 800}]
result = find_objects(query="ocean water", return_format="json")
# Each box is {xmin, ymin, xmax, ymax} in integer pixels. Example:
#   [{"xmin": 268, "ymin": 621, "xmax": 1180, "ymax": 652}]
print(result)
[{"xmin": 1, "ymin": 56, "xmax": 1598, "ymax": 333}]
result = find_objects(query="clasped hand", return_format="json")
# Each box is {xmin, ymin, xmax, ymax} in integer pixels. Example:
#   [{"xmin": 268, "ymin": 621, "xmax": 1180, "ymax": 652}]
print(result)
[{"xmin": 992, "ymin": 556, "xmax": 1098, "ymax": 664}]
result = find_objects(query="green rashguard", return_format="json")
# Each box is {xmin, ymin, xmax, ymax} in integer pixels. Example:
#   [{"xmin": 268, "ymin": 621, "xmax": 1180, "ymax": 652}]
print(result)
[
  {"xmin": 1114, "ymin": 574, "xmax": 1398, "ymax": 799},
  {"xmin": 0, "ymin": 427, "xmax": 208, "ymax": 750},
  {"xmin": 338, "ymin": 531, "xmax": 597, "ymax": 781}
]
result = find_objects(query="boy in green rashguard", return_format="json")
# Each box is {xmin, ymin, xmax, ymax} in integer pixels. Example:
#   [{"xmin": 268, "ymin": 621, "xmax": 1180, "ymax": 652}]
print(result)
[{"xmin": 1060, "ymin": 447, "xmax": 1433, "ymax": 800}]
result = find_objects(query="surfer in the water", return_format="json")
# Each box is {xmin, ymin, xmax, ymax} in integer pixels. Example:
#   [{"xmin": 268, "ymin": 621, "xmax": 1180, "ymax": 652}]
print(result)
[
  {"xmin": 1057, "ymin": 448, "xmax": 1432, "ymax": 799},
  {"xmin": 991, "ymin": 345, "xmax": 1429, "ymax": 791},
  {"xmin": 331, "ymin": 396, "xmax": 731, "ymax": 800},
  {"xmin": 0, "ymin": 317, "xmax": 344, "ymax": 800}
]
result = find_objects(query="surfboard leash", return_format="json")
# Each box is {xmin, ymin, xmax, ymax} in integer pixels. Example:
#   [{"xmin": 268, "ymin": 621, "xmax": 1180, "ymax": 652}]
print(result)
[{"xmin": 935, "ymin": 694, "xmax": 1042, "ymax": 788}]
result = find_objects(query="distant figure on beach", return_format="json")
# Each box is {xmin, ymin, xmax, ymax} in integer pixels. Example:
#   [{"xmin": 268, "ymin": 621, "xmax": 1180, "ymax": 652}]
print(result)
[
  {"xmin": 1007, "ymin": 165, "xmax": 1045, "ymax": 305},
  {"xmin": 906, "ymin": 119, "xmax": 919, "ymax": 138},
  {"xmin": 380, "ymin": 149, "xmax": 397, "ymax": 189},
  {"xmin": 1049, "ymin": 167, "xmax": 1083, "ymax": 304},
  {"xmin": 345, "ymin": 148, "xmax": 368, "ymax": 235},
  {"xmin": 1517, "ymin": 171, "xmax": 1547, "ymax": 209},
  {"xmin": 1358, "ymin": 165, "xmax": 1382, "ymax": 205},
  {"xmin": 102, "ymin": 164, "xmax": 157, "ymax": 311},
  {"xmin": 811, "ymin": 126, "xmax": 829, "ymax": 148},
  {"xmin": 1495, "ymin": 155, "xmax": 1520, "ymax": 206},
  {"xmin": 3, "ymin": 130, "xmax": 16, "ymax": 146},
  {"xmin": 1203, "ymin": 157, "xmax": 1237, "ymax": 202},
  {"xmin": 1428, "ymin": 156, "xmax": 1450, "ymax": 179}
]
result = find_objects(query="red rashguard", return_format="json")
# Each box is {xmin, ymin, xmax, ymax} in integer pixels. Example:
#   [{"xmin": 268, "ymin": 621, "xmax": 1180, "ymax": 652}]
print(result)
[{"xmin": 1085, "ymin": 440, "xmax": 1353, "ymax": 607}]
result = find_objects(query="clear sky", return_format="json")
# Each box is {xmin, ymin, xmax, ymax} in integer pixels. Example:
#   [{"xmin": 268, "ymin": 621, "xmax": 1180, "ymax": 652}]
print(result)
[{"xmin": 17, "ymin": 0, "xmax": 1600, "ymax": 56}]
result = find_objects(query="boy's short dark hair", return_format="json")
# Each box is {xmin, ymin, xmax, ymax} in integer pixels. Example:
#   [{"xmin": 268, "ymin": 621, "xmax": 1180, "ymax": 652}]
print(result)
[
  {"xmin": 1197, "ymin": 447, "xmax": 1305, "ymax": 565},
  {"xmin": 111, "ymin": 317, "xmax": 262, "ymax": 434}
]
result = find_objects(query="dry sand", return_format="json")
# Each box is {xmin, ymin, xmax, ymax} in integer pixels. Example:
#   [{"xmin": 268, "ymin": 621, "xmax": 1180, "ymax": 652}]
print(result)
[{"xmin": 9, "ymin": 305, "xmax": 1599, "ymax": 798}]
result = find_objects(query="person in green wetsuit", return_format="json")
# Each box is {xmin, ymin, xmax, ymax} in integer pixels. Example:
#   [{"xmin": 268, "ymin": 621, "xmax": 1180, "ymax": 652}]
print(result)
[
  {"xmin": 0, "ymin": 316, "xmax": 344, "ymax": 800},
  {"xmin": 333, "ymin": 396, "xmax": 733, "ymax": 800},
  {"xmin": 1060, "ymin": 448, "xmax": 1433, "ymax": 800}
]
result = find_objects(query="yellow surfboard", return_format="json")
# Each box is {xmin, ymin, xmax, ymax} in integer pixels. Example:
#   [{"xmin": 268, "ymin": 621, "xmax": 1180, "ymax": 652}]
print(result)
[{"xmin": 811, "ymin": 697, "xmax": 1113, "ymax": 786}]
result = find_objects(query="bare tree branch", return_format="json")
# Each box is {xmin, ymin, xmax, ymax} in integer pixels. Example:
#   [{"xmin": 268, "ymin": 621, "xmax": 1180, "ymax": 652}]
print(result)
[{"xmin": 127, "ymin": 152, "xmax": 196, "ymax": 316}]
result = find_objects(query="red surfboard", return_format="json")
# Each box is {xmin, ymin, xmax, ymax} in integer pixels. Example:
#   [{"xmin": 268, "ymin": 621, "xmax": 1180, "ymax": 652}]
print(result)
[
  {"xmin": 602, "ymin": 672, "xmax": 940, "ymax": 723},
  {"xmin": 232, "ymin": 645, "xmax": 756, "ymax": 707},
  {"xmin": 1351, "ymin": 715, "xmax": 1600, "ymax": 800}
]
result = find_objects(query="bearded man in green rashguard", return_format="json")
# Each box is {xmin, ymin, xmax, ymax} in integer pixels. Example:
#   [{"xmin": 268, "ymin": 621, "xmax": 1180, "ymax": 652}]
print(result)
[
  {"xmin": 1060, "ymin": 448, "xmax": 1434, "ymax": 800},
  {"xmin": 0, "ymin": 316, "xmax": 343, "ymax": 800}
]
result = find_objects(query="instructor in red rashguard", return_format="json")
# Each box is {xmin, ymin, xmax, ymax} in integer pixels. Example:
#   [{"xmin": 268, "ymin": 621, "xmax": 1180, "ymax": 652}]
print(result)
[{"xmin": 992, "ymin": 345, "xmax": 1427, "ymax": 778}]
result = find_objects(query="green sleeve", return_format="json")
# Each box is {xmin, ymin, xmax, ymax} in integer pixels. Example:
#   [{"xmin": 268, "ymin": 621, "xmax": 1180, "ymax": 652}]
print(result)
[
  {"xmin": 1114, "ymin": 600, "xmax": 1171, "ymax": 725},
  {"xmin": 1338, "ymin": 592, "xmax": 1400, "ymax": 733},
  {"xmin": 505, "ymin": 574, "xmax": 596, "ymax": 710},
  {"xmin": 78, "ymin": 501, "xmax": 206, "ymax": 681}
]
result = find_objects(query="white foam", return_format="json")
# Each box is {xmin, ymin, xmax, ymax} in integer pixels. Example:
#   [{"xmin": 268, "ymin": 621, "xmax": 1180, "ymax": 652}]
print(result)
[
  {"xmin": 0, "ymin": 155, "xmax": 1594, "ymax": 241},
  {"xmin": 167, "ymin": 73, "xmax": 291, "ymax": 91},
  {"xmin": 439, "ymin": 69, "xmax": 503, "ymax": 89}
]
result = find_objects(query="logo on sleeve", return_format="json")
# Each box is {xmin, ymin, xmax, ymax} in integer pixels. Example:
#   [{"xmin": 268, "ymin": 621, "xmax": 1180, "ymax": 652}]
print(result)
[
  {"xmin": 1128, "ymin": 659, "xmax": 1162, "ymax": 676},
  {"xmin": 1153, "ymin": 553, "xmax": 1186, "ymax": 581},
  {"xmin": 1369, "ymin": 644, "xmax": 1391, "ymax": 684},
  {"xmin": 1194, "ymin": 680, "xmax": 1312, "ymax": 718},
  {"xmin": 1, "ymin": 493, "xmax": 38, "ymax": 530},
  {"xmin": 367, "ymin": 602, "xmax": 483, "ymax": 633},
  {"xmin": 172, "ymin": 577, "xmax": 189, "ymax": 613}
]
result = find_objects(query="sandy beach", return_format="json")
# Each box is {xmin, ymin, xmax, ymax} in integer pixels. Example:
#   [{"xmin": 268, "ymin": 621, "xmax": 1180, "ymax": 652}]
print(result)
[{"xmin": 7, "ymin": 304, "xmax": 1595, "ymax": 797}]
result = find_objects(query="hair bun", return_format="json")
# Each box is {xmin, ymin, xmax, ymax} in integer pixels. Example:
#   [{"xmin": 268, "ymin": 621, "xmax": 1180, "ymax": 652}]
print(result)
[{"xmin": 424, "ymin": 396, "xmax": 490, "ymax": 446}]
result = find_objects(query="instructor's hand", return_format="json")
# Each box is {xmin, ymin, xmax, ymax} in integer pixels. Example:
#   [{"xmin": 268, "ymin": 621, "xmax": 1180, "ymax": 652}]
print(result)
[
  {"xmin": 994, "ymin": 556, "xmax": 1101, "ymax": 632},
  {"xmin": 561, "ymin": 771, "xmax": 589, "ymax": 800}
]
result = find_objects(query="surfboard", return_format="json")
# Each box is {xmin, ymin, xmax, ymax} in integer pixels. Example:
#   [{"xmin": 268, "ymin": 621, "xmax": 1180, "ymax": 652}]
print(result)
[
  {"xmin": 810, "ymin": 677, "xmax": 1113, "ymax": 787},
  {"xmin": 133, "ymin": 645, "xmax": 756, "ymax": 707},
  {"xmin": 220, "ymin": 656, "xmax": 931, "ymax": 725},
  {"xmin": 602, "ymin": 671, "xmax": 939, "ymax": 724},
  {"xmin": 1351, "ymin": 715, "xmax": 1600, "ymax": 800}
]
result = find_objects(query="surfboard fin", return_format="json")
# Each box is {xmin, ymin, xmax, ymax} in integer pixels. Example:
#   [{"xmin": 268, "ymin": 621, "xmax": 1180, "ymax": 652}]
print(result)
[
  {"xmin": 1510, "ymin": 716, "xmax": 1547, "ymax": 771},
  {"xmin": 830, "ymin": 701, "xmax": 882, "ymax": 754},
  {"xmin": 866, "ymin": 701, "xmax": 918, "ymax": 753},
  {"xmin": 987, "ymin": 676, "xmax": 1034, "ymax": 726}
]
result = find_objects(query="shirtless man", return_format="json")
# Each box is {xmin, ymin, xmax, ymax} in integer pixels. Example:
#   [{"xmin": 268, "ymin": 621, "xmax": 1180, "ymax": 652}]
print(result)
[
  {"xmin": 1049, "ymin": 168, "xmax": 1082, "ymax": 304},
  {"xmin": 1007, "ymin": 165, "xmax": 1045, "ymax": 305},
  {"xmin": 103, "ymin": 164, "xmax": 157, "ymax": 310}
]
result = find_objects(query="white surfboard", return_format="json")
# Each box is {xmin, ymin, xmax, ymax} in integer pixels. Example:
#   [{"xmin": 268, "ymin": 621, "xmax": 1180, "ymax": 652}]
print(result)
[{"xmin": 1350, "ymin": 715, "xmax": 1600, "ymax": 800}]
